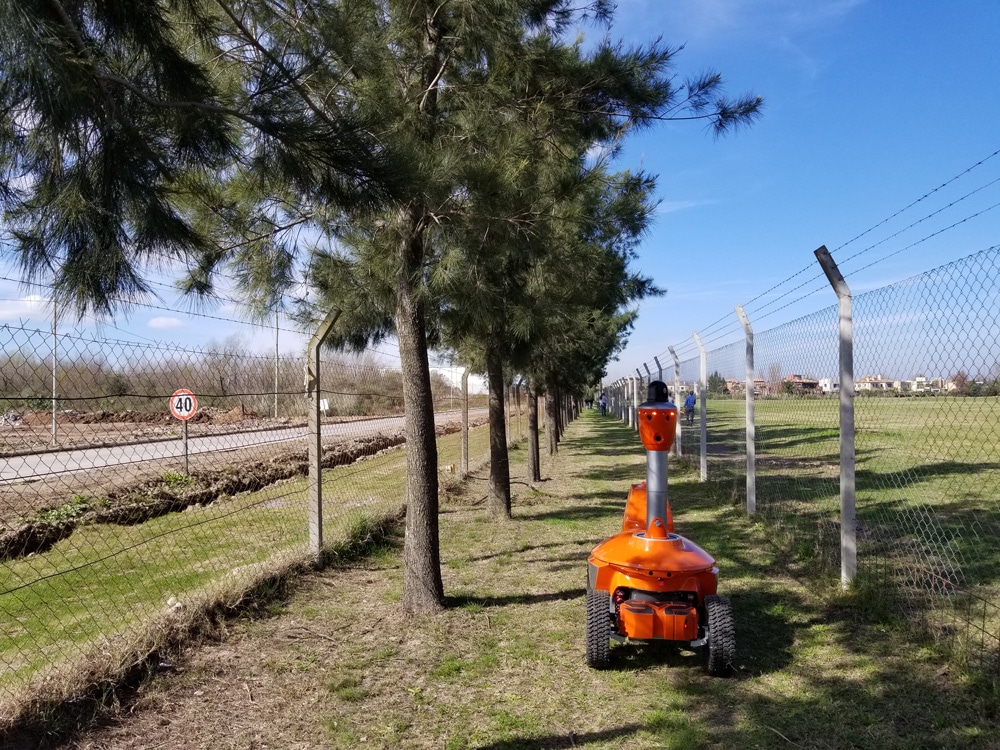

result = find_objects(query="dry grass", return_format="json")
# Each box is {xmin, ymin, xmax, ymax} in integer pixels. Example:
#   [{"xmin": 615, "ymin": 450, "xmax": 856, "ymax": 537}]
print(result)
[{"xmin": 11, "ymin": 412, "xmax": 1000, "ymax": 749}]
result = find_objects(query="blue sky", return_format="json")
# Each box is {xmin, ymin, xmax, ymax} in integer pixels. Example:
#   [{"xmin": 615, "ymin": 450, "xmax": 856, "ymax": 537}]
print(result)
[
  {"xmin": 2, "ymin": 1, "xmax": 999, "ymax": 387},
  {"xmin": 602, "ymin": 0, "xmax": 1000, "ymax": 381}
]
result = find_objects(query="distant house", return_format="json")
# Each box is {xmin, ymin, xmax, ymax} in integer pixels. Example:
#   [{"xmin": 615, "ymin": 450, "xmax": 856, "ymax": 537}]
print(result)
[
  {"xmin": 892, "ymin": 375, "xmax": 944, "ymax": 393},
  {"xmin": 724, "ymin": 378, "xmax": 770, "ymax": 396},
  {"xmin": 911, "ymin": 375, "xmax": 943, "ymax": 393},
  {"xmin": 818, "ymin": 377, "xmax": 839, "ymax": 394},
  {"xmin": 783, "ymin": 374, "xmax": 819, "ymax": 393},
  {"xmin": 856, "ymin": 374, "xmax": 894, "ymax": 391}
]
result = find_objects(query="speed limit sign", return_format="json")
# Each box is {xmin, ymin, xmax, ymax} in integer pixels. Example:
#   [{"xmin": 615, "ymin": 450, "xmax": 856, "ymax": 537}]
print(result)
[{"xmin": 170, "ymin": 389, "xmax": 199, "ymax": 420}]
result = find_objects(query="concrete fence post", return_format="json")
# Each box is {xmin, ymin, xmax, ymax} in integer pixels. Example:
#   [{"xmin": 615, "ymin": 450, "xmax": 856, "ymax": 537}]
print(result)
[
  {"xmin": 815, "ymin": 245, "xmax": 857, "ymax": 589},
  {"xmin": 736, "ymin": 305, "xmax": 756, "ymax": 516},
  {"xmin": 634, "ymin": 370, "xmax": 643, "ymax": 431},
  {"xmin": 625, "ymin": 378, "xmax": 632, "ymax": 427},
  {"xmin": 461, "ymin": 368, "xmax": 470, "ymax": 476},
  {"xmin": 693, "ymin": 332, "xmax": 708, "ymax": 482},
  {"xmin": 667, "ymin": 347, "xmax": 682, "ymax": 458}
]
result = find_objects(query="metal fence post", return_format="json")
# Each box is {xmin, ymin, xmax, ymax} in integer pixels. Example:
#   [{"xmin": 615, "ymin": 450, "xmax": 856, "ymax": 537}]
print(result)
[
  {"xmin": 51, "ymin": 305, "xmax": 58, "ymax": 447},
  {"xmin": 815, "ymin": 245, "xmax": 856, "ymax": 588},
  {"xmin": 667, "ymin": 347, "xmax": 682, "ymax": 458},
  {"xmin": 654, "ymin": 356, "xmax": 663, "ymax": 384},
  {"xmin": 306, "ymin": 307, "xmax": 341, "ymax": 567},
  {"xmin": 625, "ymin": 378, "xmax": 631, "ymax": 426},
  {"xmin": 274, "ymin": 309, "xmax": 280, "ymax": 418},
  {"xmin": 621, "ymin": 379, "xmax": 627, "ymax": 423},
  {"xmin": 634, "ymin": 370, "xmax": 643, "ymax": 431},
  {"xmin": 693, "ymin": 332, "xmax": 708, "ymax": 482},
  {"xmin": 619, "ymin": 379, "xmax": 624, "ymax": 423},
  {"xmin": 736, "ymin": 305, "xmax": 756, "ymax": 516},
  {"xmin": 461, "ymin": 368, "xmax": 470, "ymax": 476}
]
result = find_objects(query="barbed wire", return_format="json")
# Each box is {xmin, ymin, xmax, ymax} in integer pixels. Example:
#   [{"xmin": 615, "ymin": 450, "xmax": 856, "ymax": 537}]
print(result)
[
  {"xmin": 0, "ymin": 321, "xmax": 401, "ymax": 366},
  {"xmin": 642, "ymin": 149, "xmax": 1000, "ymax": 377},
  {"xmin": 0, "ymin": 274, "xmax": 403, "ymax": 361}
]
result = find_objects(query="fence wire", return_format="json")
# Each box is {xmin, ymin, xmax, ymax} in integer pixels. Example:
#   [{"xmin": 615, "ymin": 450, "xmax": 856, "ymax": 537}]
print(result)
[
  {"xmin": 619, "ymin": 245, "xmax": 1000, "ymax": 680},
  {"xmin": 0, "ymin": 327, "xmax": 490, "ymax": 722}
]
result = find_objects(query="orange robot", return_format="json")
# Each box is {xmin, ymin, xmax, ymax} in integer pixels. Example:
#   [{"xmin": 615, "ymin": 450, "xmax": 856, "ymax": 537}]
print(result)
[{"xmin": 586, "ymin": 381, "xmax": 735, "ymax": 674}]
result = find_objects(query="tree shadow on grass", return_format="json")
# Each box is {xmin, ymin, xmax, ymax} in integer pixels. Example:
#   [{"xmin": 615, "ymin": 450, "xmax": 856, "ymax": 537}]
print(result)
[
  {"xmin": 570, "ymin": 488, "xmax": 632, "ymax": 503},
  {"xmin": 727, "ymin": 588, "xmax": 806, "ymax": 675},
  {"xmin": 445, "ymin": 588, "xmax": 584, "ymax": 610},
  {"xmin": 687, "ymin": 619, "xmax": 1000, "ymax": 748},
  {"xmin": 474, "ymin": 723, "xmax": 644, "ymax": 750},
  {"xmin": 461, "ymin": 540, "xmax": 592, "ymax": 563},
  {"xmin": 526, "ymin": 552, "xmax": 593, "ymax": 564},
  {"xmin": 517, "ymin": 501, "xmax": 621, "ymax": 524},
  {"xmin": 597, "ymin": 587, "xmax": 804, "ymax": 677},
  {"xmin": 579, "ymin": 463, "xmax": 645, "ymax": 483}
]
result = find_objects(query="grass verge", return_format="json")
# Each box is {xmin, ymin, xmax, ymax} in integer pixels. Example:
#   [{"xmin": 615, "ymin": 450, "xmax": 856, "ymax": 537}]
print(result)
[
  {"xmin": 10, "ymin": 411, "xmax": 1000, "ymax": 749},
  {"xmin": 0, "ymin": 426, "xmax": 492, "ymax": 732}
]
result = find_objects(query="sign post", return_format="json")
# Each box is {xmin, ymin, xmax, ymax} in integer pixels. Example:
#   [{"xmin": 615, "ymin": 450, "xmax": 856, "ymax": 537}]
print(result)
[{"xmin": 170, "ymin": 389, "xmax": 199, "ymax": 475}]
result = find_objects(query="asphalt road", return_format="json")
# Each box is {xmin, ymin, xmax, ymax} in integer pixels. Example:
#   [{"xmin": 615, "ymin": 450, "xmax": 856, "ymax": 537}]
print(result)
[{"xmin": 1, "ymin": 410, "xmax": 484, "ymax": 484}]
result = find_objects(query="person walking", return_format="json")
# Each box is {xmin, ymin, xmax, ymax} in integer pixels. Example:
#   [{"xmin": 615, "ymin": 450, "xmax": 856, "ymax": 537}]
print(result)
[
  {"xmin": 683, "ymin": 391, "xmax": 696, "ymax": 426},
  {"xmin": 599, "ymin": 392, "xmax": 608, "ymax": 416}
]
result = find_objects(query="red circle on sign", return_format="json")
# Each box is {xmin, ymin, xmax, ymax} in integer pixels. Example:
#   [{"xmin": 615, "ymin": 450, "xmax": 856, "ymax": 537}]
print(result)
[{"xmin": 170, "ymin": 389, "xmax": 199, "ymax": 420}]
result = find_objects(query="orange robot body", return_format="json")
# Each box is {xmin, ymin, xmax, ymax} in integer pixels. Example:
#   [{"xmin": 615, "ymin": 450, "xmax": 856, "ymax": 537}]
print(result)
[
  {"xmin": 585, "ymin": 380, "xmax": 735, "ymax": 674},
  {"xmin": 638, "ymin": 405, "xmax": 677, "ymax": 452},
  {"xmin": 588, "ymin": 530, "xmax": 717, "ymax": 592},
  {"xmin": 588, "ymin": 529, "xmax": 718, "ymax": 641},
  {"xmin": 618, "ymin": 601, "xmax": 700, "ymax": 641},
  {"xmin": 622, "ymin": 483, "xmax": 672, "ymax": 533}
]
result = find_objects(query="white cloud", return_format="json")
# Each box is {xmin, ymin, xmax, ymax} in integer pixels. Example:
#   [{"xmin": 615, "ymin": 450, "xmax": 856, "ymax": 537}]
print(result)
[
  {"xmin": 147, "ymin": 317, "xmax": 185, "ymax": 330},
  {"xmin": 584, "ymin": 142, "xmax": 615, "ymax": 163},
  {"xmin": 0, "ymin": 294, "xmax": 49, "ymax": 320},
  {"xmin": 430, "ymin": 366, "xmax": 487, "ymax": 394},
  {"xmin": 656, "ymin": 199, "xmax": 716, "ymax": 214}
]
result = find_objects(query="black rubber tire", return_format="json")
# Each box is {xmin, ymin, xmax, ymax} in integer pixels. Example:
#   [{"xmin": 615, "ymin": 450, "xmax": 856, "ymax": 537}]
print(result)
[
  {"xmin": 585, "ymin": 587, "xmax": 611, "ymax": 669},
  {"xmin": 703, "ymin": 594, "xmax": 736, "ymax": 676}
]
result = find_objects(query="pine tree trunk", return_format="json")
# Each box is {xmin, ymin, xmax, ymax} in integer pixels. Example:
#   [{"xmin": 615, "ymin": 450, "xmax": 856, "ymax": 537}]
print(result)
[
  {"xmin": 397, "ymin": 204, "xmax": 444, "ymax": 614},
  {"xmin": 485, "ymin": 339, "xmax": 511, "ymax": 517},
  {"xmin": 527, "ymin": 379, "xmax": 541, "ymax": 482},
  {"xmin": 545, "ymin": 388, "xmax": 559, "ymax": 456}
]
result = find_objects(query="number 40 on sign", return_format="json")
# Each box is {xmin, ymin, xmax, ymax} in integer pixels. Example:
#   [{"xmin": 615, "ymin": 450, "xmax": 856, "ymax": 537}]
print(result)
[{"xmin": 170, "ymin": 389, "xmax": 199, "ymax": 420}]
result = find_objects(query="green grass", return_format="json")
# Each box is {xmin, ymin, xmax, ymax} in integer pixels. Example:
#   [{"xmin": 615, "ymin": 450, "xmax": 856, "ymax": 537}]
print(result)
[
  {"xmin": 0, "ymin": 425, "xmax": 491, "ymax": 709},
  {"xmin": 694, "ymin": 395, "xmax": 1000, "ymax": 680},
  {"xmin": 17, "ymin": 409, "xmax": 1000, "ymax": 748}
]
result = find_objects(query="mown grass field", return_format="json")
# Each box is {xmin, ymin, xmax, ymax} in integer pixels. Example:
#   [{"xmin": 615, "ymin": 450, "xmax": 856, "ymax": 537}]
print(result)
[
  {"xmin": 31, "ymin": 409, "xmax": 1000, "ymax": 749},
  {"xmin": 701, "ymin": 396, "xmax": 1000, "ymax": 575}
]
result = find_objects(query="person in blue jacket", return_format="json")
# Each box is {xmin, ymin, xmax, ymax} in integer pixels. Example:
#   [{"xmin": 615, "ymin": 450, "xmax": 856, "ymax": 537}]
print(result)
[{"xmin": 683, "ymin": 391, "xmax": 696, "ymax": 426}]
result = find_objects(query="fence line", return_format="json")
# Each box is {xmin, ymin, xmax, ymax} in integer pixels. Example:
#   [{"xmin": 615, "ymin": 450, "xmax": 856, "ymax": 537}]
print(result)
[
  {"xmin": 0, "ymin": 323, "xmax": 492, "ymax": 723},
  {"xmin": 610, "ymin": 244, "xmax": 1000, "ymax": 679}
]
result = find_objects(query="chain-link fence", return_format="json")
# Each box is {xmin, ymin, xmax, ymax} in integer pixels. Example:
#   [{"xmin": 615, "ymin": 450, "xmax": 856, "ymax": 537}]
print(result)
[
  {"xmin": 0, "ymin": 324, "xmax": 492, "ymax": 723},
  {"xmin": 611, "ymin": 245, "xmax": 1000, "ymax": 680}
]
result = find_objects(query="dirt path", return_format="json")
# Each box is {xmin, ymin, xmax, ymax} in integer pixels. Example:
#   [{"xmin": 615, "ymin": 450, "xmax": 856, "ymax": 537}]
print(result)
[{"xmin": 21, "ymin": 413, "xmax": 1000, "ymax": 749}]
